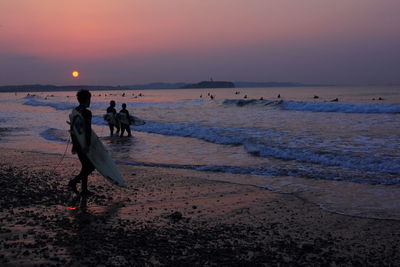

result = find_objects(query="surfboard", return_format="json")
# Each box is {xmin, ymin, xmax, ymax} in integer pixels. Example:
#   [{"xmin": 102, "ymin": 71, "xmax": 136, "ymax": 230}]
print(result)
[
  {"xmin": 131, "ymin": 115, "xmax": 145, "ymax": 126},
  {"xmin": 69, "ymin": 109, "xmax": 126, "ymax": 187},
  {"xmin": 117, "ymin": 112, "xmax": 145, "ymax": 126},
  {"xmin": 103, "ymin": 112, "xmax": 119, "ymax": 125}
]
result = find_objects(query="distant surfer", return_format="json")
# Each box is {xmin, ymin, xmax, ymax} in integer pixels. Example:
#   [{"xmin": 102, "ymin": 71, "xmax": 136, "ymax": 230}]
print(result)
[
  {"xmin": 68, "ymin": 89, "xmax": 95, "ymax": 196},
  {"xmin": 118, "ymin": 103, "xmax": 132, "ymax": 137},
  {"xmin": 105, "ymin": 100, "xmax": 120, "ymax": 137}
]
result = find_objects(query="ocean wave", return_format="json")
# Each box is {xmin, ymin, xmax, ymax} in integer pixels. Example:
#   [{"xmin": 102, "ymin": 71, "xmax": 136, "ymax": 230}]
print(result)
[
  {"xmin": 243, "ymin": 142, "xmax": 400, "ymax": 175},
  {"xmin": 39, "ymin": 128, "xmax": 69, "ymax": 143},
  {"xmin": 223, "ymin": 98, "xmax": 400, "ymax": 113},
  {"xmin": 39, "ymin": 120, "xmax": 400, "ymax": 179},
  {"xmin": 281, "ymin": 101, "xmax": 400, "ymax": 113},
  {"xmin": 128, "ymin": 99, "xmax": 204, "ymax": 108},
  {"xmin": 24, "ymin": 98, "xmax": 113, "ymax": 111},
  {"xmin": 126, "ymin": 120, "xmax": 283, "ymax": 146},
  {"xmin": 24, "ymin": 99, "xmax": 76, "ymax": 110},
  {"xmin": 116, "ymin": 160, "xmax": 400, "ymax": 185},
  {"xmin": 222, "ymin": 99, "xmax": 282, "ymax": 107},
  {"xmin": 100, "ymin": 119, "xmax": 400, "ymax": 175},
  {"xmin": 24, "ymin": 97, "xmax": 204, "ymax": 111}
]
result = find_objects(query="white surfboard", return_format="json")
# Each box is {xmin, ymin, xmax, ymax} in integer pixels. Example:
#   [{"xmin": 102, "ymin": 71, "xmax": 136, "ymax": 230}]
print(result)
[
  {"xmin": 69, "ymin": 109, "xmax": 126, "ymax": 187},
  {"xmin": 103, "ymin": 112, "xmax": 119, "ymax": 126},
  {"xmin": 116, "ymin": 112, "xmax": 145, "ymax": 126},
  {"xmin": 131, "ymin": 115, "xmax": 145, "ymax": 126}
]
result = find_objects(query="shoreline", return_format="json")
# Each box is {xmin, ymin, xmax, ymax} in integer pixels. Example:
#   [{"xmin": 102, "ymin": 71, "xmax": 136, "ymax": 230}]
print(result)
[
  {"xmin": 6, "ymin": 146, "xmax": 400, "ymax": 222},
  {"xmin": 1, "ymin": 149, "xmax": 400, "ymax": 265}
]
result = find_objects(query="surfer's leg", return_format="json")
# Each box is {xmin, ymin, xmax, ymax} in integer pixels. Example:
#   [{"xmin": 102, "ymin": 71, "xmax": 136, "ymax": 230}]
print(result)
[
  {"xmin": 127, "ymin": 126, "xmax": 132, "ymax": 137},
  {"xmin": 69, "ymin": 168, "xmax": 84, "ymax": 194},
  {"xmin": 68, "ymin": 150, "xmax": 84, "ymax": 193},
  {"xmin": 68, "ymin": 179, "xmax": 79, "ymax": 194},
  {"xmin": 120, "ymin": 124, "xmax": 126, "ymax": 137},
  {"xmin": 109, "ymin": 123, "xmax": 114, "ymax": 136},
  {"xmin": 69, "ymin": 151, "xmax": 94, "ymax": 194},
  {"xmin": 81, "ymin": 165, "xmax": 95, "ymax": 195},
  {"xmin": 79, "ymin": 154, "xmax": 95, "ymax": 194}
]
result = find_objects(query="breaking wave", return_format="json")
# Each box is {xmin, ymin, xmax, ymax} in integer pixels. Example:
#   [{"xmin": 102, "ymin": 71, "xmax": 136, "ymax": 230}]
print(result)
[
  {"xmin": 24, "ymin": 96, "xmax": 203, "ymax": 111},
  {"xmin": 90, "ymin": 118, "xmax": 400, "ymax": 176},
  {"xmin": 223, "ymin": 99, "xmax": 400, "ymax": 113}
]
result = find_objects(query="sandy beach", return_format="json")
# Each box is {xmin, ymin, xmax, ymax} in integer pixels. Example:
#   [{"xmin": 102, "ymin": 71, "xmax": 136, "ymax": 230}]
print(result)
[{"xmin": 1, "ymin": 149, "xmax": 400, "ymax": 266}]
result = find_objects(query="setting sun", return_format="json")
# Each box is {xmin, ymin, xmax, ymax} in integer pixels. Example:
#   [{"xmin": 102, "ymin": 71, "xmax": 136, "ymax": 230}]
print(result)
[{"xmin": 72, "ymin": 70, "xmax": 79, "ymax": 78}]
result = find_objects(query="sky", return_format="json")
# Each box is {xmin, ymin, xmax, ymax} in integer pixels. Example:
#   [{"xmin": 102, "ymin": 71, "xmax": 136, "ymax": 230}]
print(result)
[{"xmin": 1, "ymin": 0, "xmax": 400, "ymax": 85}]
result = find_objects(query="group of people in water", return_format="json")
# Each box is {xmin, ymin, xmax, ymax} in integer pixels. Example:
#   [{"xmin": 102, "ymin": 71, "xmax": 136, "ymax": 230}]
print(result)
[{"xmin": 106, "ymin": 100, "xmax": 132, "ymax": 137}]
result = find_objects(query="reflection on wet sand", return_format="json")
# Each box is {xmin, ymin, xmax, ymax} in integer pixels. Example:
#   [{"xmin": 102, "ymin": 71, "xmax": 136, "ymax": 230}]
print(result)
[{"xmin": 103, "ymin": 135, "xmax": 137, "ymax": 156}]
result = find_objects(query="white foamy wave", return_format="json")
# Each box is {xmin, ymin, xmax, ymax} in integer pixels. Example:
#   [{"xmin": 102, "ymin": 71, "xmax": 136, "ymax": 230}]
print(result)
[
  {"xmin": 98, "ymin": 119, "xmax": 400, "ymax": 175},
  {"xmin": 243, "ymin": 141, "xmax": 400, "ymax": 175},
  {"xmin": 281, "ymin": 101, "xmax": 400, "ymax": 113},
  {"xmin": 131, "ymin": 121, "xmax": 283, "ymax": 145},
  {"xmin": 223, "ymin": 98, "xmax": 400, "ymax": 113},
  {"xmin": 24, "ymin": 98, "xmax": 112, "ymax": 110},
  {"xmin": 130, "ymin": 120, "xmax": 399, "ymax": 175},
  {"xmin": 116, "ymin": 160, "xmax": 400, "ymax": 185},
  {"xmin": 24, "ymin": 99, "xmax": 75, "ymax": 110},
  {"xmin": 24, "ymin": 97, "xmax": 204, "ymax": 111}
]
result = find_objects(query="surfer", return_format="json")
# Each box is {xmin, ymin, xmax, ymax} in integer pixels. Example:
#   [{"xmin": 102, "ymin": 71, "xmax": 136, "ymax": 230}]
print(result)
[
  {"xmin": 119, "ymin": 103, "xmax": 132, "ymax": 137},
  {"xmin": 68, "ymin": 89, "xmax": 95, "ymax": 196},
  {"xmin": 106, "ymin": 100, "xmax": 120, "ymax": 137}
]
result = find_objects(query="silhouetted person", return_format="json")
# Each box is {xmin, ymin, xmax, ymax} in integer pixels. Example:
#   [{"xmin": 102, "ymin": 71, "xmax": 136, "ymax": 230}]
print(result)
[
  {"xmin": 106, "ymin": 100, "xmax": 120, "ymax": 137},
  {"xmin": 277, "ymin": 94, "xmax": 281, "ymax": 98},
  {"xmin": 68, "ymin": 90, "xmax": 95, "ymax": 197},
  {"xmin": 119, "ymin": 103, "xmax": 132, "ymax": 137}
]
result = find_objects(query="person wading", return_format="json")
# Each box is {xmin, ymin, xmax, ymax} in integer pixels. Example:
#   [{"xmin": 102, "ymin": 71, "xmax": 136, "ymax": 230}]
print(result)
[
  {"xmin": 106, "ymin": 100, "xmax": 120, "ymax": 137},
  {"xmin": 118, "ymin": 103, "xmax": 132, "ymax": 137}
]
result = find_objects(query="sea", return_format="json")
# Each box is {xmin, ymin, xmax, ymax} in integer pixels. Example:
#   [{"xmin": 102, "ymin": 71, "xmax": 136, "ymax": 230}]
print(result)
[{"xmin": 1, "ymin": 86, "xmax": 399, "ymax": 220}]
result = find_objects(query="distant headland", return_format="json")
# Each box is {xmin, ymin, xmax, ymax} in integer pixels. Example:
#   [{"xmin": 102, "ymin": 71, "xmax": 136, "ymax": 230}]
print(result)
[
  {"xmin": 0, "ymin": 81, "xmax": 333, "ymax": 92},
  {"xmin": 180, "ymin": 81, "xmax": 235, "ymax": 89}
]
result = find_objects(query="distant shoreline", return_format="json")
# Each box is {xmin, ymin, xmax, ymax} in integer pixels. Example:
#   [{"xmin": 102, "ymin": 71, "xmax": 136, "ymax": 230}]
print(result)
[{"xmin": 0, "ymin": 81, "xmax": 335, "ymax": 93}]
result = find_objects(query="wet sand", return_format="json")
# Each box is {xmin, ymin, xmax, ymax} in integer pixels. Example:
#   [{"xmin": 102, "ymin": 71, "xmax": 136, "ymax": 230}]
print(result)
[{"xmin": 1, "ymin": 149, "xmax": 400, "ymax": 266}]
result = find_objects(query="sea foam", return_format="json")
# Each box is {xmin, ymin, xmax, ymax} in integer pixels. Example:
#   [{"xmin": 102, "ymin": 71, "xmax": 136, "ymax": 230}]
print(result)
[
  {"xmin": 93, "ymin": 118, "xmax": 400, "ymax": 176},
  {"xmin": 223, "ymin": 99, "xmax": 400, "ymax": 113}
]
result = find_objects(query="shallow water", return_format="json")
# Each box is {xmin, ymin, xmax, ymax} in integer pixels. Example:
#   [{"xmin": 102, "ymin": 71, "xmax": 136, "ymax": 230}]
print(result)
[{"xmin": 1, "ymin": 86, "xmax": 399, "ymax": 219}]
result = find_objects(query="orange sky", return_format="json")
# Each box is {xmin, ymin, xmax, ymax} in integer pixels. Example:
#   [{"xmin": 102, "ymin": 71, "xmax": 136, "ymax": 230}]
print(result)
[{"xmin": 1, "ymin": 0, "xmax": 400, "ymax": 84}]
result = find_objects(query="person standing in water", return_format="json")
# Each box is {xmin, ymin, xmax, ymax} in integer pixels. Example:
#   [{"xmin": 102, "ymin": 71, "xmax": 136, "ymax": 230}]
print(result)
[
  {"xmin": 68, "ymin": 89, "xmax": 95, "ymax": 196},
  {"xmin": 106, "ymin": 100, "xmax": 120, "ymax": 137},
  {"xmin": 118, "ymin": 103, "xmax": 132, "ymax": 137}
]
